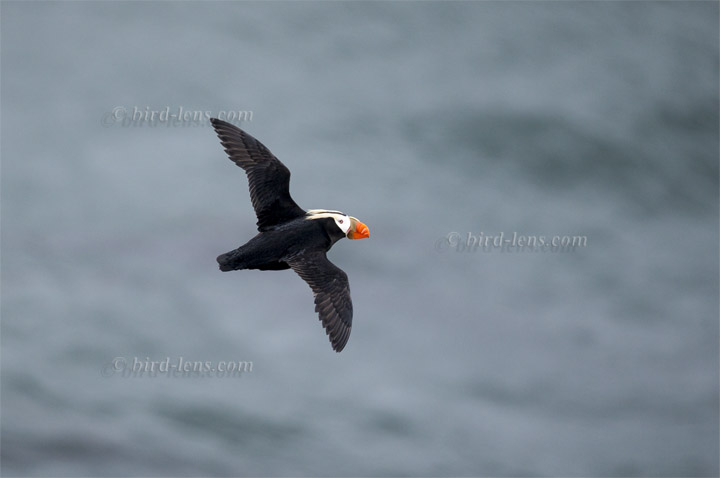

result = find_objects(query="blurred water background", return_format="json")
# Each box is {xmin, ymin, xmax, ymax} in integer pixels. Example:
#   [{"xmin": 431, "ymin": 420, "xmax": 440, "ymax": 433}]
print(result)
[{"xmin": 1, "ymin": 2, "xmax": 718, "ymax": 476}]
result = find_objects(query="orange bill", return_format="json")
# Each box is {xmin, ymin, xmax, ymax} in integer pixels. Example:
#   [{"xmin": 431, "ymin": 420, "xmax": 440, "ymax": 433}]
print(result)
[{"xmin": 348, "ymin": 218, "xmax": 369, "ymax": 239}]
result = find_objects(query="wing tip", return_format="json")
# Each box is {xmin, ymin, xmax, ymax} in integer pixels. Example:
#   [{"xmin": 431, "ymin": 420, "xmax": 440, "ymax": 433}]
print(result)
[
  {"xmin": 209, "ymin": 117, "xmax": 236, "ymax": 134},
  {"xmin": 329, "ymin": 324, "xmax": 351, "ymax": 352},
  {"xmin": 209, "ymin": 117, "xmax": 221, "ymax": 129}
]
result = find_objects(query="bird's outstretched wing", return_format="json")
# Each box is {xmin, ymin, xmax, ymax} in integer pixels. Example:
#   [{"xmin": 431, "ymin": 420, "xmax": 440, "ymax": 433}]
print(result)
[
  {"xmin": 287, "ymin": 251, "xmax": 353, "ymax": 352},
  {"xmin": 210, "ymin": 118, "xmax": 306, "ymax": 231}
]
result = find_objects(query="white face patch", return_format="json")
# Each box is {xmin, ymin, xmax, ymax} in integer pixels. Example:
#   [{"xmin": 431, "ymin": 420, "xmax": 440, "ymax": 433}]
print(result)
[
  {"xmin": 306, "ymin": 209, "xmax": 351, "ymax": 234},
  {"xmin": 333, "ymin": 214, "xmax": 351, "ymax": 234}
]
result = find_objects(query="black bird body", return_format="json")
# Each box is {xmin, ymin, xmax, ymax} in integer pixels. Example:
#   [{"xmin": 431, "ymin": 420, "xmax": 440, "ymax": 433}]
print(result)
[
  {"xmin": 217, "ymin": 216, "xmax": 344, "ymax": 272},
  {"xmin": 210, "ymin": 118, "xmax": 369, "ymax": 352}
]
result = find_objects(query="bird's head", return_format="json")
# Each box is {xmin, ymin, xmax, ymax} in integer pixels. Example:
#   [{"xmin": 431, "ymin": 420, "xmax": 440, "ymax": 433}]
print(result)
[{"xmin": 306, "ymin": 210, "xmax": 370, "ymax": 240}]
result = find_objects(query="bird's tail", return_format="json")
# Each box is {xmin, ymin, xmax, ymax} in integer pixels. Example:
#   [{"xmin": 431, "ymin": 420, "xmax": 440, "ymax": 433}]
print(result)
[{"xmin": 216, "ymin": 248, "xmax": 247, "ymax": 272}]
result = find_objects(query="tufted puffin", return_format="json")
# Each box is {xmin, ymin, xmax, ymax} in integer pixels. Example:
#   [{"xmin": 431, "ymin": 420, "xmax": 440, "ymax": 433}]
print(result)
[{"xmin": 210, "ymin": 118, "xmax": 369, "ymax": 352}]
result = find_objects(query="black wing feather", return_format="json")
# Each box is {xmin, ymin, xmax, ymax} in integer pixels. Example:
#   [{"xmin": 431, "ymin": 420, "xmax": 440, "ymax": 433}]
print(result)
[
  {"xmin": 287, "ymin": 251, "xmax": 353, "ymax": 352},
  {"xmin": 210, "ymin": 118, "xmax": 306, "ymax": 231}
]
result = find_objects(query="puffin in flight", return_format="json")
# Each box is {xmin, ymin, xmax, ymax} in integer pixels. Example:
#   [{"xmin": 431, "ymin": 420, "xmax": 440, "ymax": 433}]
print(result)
[{"xmin": 210, "ymin": 118, "xmax": 369, "ymax": 352}]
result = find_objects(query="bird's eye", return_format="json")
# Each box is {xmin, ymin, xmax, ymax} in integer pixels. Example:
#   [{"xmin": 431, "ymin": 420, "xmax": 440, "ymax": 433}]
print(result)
[{"xmin": 339, "ymin": 219, "xmax": 344, "ymax": 224}]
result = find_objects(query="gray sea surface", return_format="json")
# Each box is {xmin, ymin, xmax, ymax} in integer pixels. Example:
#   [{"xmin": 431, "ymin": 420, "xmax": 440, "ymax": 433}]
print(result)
[{"xmin": 1, "ymin": 2, "xmax": 718, "ymax": 476}]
